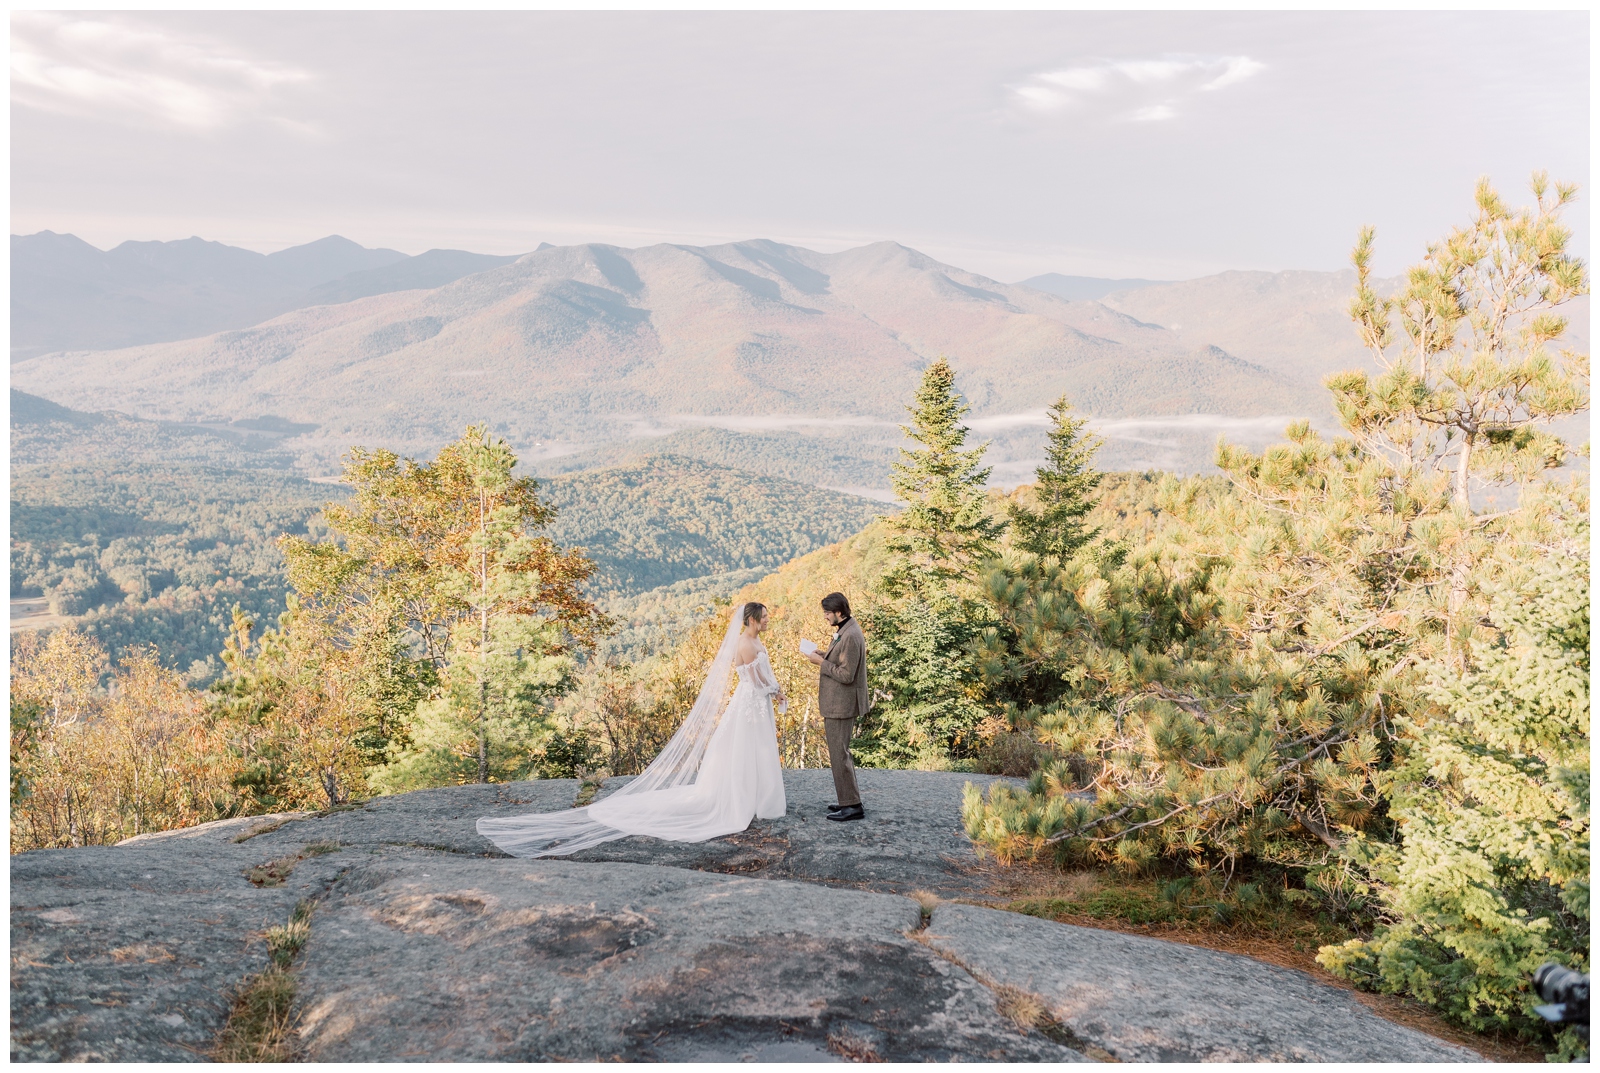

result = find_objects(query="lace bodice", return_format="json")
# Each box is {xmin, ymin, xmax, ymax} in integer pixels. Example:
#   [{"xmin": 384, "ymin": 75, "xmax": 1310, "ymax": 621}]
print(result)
[{"xmin": 733, "ymin": 648, "xmax": 780, "ymax": 697}]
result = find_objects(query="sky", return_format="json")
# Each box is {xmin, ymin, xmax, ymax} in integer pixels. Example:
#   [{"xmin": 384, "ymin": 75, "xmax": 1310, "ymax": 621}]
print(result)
[{"xmin": 11, "ymin": 10, "xmax": 1590, "ymax": 282}]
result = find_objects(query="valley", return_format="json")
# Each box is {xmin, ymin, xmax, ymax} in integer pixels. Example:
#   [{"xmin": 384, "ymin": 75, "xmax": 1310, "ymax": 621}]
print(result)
[{"xmin": 9, "ymin": 392, "xmax": 886, "ymax": 670}]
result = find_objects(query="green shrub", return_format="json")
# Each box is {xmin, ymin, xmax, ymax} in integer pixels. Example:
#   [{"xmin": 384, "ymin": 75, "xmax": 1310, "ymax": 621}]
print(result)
[{"xmin": 1319, "ymin": 499, "xmax": 1589, "ymax": 1055}]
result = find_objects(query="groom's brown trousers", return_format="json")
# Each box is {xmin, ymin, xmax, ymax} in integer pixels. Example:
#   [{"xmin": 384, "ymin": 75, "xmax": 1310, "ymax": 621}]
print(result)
[{"xmin": 823, "ymin": 718, "xmax": 862, "ymax": 808}]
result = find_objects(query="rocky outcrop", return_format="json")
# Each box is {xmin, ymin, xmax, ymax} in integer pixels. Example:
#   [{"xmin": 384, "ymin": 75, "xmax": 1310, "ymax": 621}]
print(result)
[{"xmin": 11, "ymin": 770, "xmax": 1477, "ymax": 1062}]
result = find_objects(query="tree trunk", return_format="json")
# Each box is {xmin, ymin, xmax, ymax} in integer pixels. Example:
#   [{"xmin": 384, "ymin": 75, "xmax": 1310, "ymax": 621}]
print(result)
[
  {"xmin": 473, "ymin": 639, "xmax": 486, "ymax": 780},
  {"xmin": 799, "ymin": 699, "xmax": 810, "ymax": 769},
  {"xmin": 477, "ymin": 490, "xmax": 490, "ymax": 785},
  {"xmin": 477, "ymin": 608, "xmax": 489, "ymax": 784},
  {"xmin": 1445, "ymin": 433, "xmax": 1475, "ymax": 668}
]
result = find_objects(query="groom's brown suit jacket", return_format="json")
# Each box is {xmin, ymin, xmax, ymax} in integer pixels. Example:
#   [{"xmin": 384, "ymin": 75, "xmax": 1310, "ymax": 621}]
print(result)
[{"xmin": 817, "ymin": 616, "xmax": 870, "ymax": 721}]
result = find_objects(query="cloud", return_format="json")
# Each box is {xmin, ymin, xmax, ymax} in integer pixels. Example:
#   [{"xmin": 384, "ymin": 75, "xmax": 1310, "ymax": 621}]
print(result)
[
  {"xmin": 1009, "ymin": 54, "xmax": 1264, "ymax": 124},
  {"xmin": 11, "ymin": 12, "xmax": 314, "ymax": 131}
]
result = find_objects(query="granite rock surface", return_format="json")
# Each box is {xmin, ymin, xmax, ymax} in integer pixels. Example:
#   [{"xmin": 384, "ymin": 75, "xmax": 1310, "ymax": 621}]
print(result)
[
  {"xmin": 11, "ymin": 769, "xmax": 1478, "ymax": 1062},
  {"xmin": 922, "ymin": 902, "xmax": 1479, "ymax": 1062}
]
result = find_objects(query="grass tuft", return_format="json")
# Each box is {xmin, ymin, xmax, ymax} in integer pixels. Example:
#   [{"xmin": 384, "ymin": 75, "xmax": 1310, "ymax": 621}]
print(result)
[
  {"xmin": 213, "ymin": 900, "xmax": 317, "ymax": 1061},
  {"xmin": 266, "ymin": 900, "xmax": 314, "ymax": 969},
  {"xmin": 231, "ymin": 816, "xmax": 298, "ymax": 843},
  {"xmin": 244, "ymin": 843, "xmax": 342, "ymax": 887},
  {"xmin": 993, "ymin": 983, "xmax": 1045, "ymax": 1031},
  {"xmin": 244, "ymin": 855, "xmax": 301, "ymax": 888},
  {"xmin": 826, "ymin": 1027, "xmax": 886, "ymax": 1062},
  {"xmin": 214, "ymin": 969, "xmax": 297, "ymax": 1061}
]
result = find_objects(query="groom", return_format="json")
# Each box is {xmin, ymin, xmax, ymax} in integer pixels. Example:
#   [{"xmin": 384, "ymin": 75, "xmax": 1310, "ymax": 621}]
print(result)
[{"xmin": 803, "ymin": 592, "xmax": 869, "ymax": 822}]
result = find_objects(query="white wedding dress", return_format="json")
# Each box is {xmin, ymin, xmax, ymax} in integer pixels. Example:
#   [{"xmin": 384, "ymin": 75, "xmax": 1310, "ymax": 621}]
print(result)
[{"xmin": 477, "ymin": 610, "xmax": 786, "ymax": 857}]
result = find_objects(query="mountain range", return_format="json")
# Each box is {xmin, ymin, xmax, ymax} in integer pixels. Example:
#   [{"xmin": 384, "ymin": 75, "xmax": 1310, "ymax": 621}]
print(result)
[
  {"xmin": 10, "ymin": 231, "xmax": 522, "ymax": 357},
  {"xmin": 12, "ymin": 235, "xmax": 1330, "ymax": 460},
  {"xmin": 13, "ymin": 230, "xmax": 1585, "ymax": 484}
]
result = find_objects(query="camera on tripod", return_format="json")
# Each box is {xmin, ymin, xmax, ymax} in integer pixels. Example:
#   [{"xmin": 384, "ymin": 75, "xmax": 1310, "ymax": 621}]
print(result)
[{"xmin": 1533, "ymin": 962, "xmax": 1590, "ymax": 1061}]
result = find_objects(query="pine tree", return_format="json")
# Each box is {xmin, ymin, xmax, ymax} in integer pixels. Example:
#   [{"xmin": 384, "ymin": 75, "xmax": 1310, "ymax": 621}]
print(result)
[
  {"xmin": 1332, "ymin": 173, "xmax": 1588, "ymax": 511},
  {"xmin": 862, "ymin": 358, "xmax": 1002, "ymax": 768},
  {"xmin": 964, "ymin": 427, "xmax": 1442, "ymax": 877},
  {"xmin": 1008, "ymin": 394, "xmax": 1104, "ymax": 560},
  {"xmin": 1319, "ymin": 486, "xmax": 1590, "ymax": 1054},
  {"xmin": 881, "ymin": 358, "xmax": 1005, "ymax": 599},
  {"xmin": 960, "ymin": 174, "xmax": 1590, "ymax": 1056},
  {"xmin": 390, "ymin": 432, "xmax": 580, "ymax": 786}
]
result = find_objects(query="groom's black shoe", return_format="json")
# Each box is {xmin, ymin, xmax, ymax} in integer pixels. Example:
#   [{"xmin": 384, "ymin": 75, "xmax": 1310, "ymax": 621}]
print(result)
[
  {"xmin": 827, "ymin": 804, "xmax": 865, "ymax": 822},
  {"xmin": 826, "ymin": 802, "xmax": 847, "ymax": 812}
]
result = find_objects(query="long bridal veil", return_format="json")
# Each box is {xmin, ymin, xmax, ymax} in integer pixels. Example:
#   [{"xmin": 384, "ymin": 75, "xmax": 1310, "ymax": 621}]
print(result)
[{"xmin": 476, "ymin": 609, "xmax": 746, "ymax": 858}]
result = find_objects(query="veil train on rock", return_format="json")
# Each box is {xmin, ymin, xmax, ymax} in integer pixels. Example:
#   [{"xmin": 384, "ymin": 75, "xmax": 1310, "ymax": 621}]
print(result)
[{"xmin": 477, "ymin": 607, "xmax": 785, "ymax": 857}]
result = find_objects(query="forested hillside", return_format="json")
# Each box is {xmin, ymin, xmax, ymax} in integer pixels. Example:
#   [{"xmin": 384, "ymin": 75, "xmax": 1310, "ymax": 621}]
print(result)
[
  {"xmin": 10, "ymin": 465, "xmax": 335, "ymax": 677},
  {"xmin": 10, "ymin": 239, "xmax": 1317, "ymax": 473},
  {"xmin": 537, "ymin": 455, "xmax": 884, "ymax": 657},
  {"xmin": 10, "ymin": 389, "xmax": 305, "ymax": 469},
  {"xmin": 10, "ymin": 396, "xmax": 883, "ymax": 671},
  {"xmin": 539, "ymin": 455, "xmax": 881, "ymax": 597},
  {"xmin": 538, "ymin": 426, "xmax": 899, "ymax": 491}
]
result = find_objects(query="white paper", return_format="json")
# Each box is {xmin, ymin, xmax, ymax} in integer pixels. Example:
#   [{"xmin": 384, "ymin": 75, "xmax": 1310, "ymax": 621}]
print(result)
[{"xmin": 799, "ymin": 639, "xmax": 818, "ymax": 655}]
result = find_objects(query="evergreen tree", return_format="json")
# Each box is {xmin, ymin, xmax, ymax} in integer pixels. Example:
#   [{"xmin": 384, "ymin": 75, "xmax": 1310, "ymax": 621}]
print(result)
[
  {"xmin": 880, "ymin": 358, "xmax": 1005, "ymax": 599},
  {"xmin": 380, "ymin": 433, "xmax": 580, "ymax": 786},
  {"xmin": 1008, "ymin": 394, "xmax": 1104, "ymax": 560},
  {"xmin": 964, "ymin": 427, "xmax": 1446, "ymax": 877},
  {"xmin": 1332, "ymin": 173, "xmax": 1588, "ymax": 511},
  {"xmin": 861, "ymin": 358, "xmax": 1002, "ymax": 768},
  {"xmin": 1319, "ymin": 487, "xmax": 1590, "ymax": 1054},
  {"xmin": 960, "ymin": 174, "xmax": 1590, "ymax": 1055}
]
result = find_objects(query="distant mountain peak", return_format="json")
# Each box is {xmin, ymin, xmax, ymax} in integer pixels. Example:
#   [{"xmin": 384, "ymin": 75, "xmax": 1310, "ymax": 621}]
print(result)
[
  {"xmin": 1018, "ymin": 273, "xmax": 1172, "ymax": 302},
  {"xmin": 12, "ymin": 232, "xmax": 497, "ymax": 353}
]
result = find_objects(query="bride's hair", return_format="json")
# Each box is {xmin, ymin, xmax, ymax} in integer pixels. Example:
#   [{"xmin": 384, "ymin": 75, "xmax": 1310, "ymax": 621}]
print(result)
[{"xmin": 741, "ymin": 601, "xmax": 767, "ymax": 627}]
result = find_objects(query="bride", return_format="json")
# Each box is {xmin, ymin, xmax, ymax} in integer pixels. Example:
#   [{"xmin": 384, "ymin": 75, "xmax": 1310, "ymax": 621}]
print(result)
[{"xmin": 477, "ymin": 601, "xmax": 788, "ymax": 857}]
